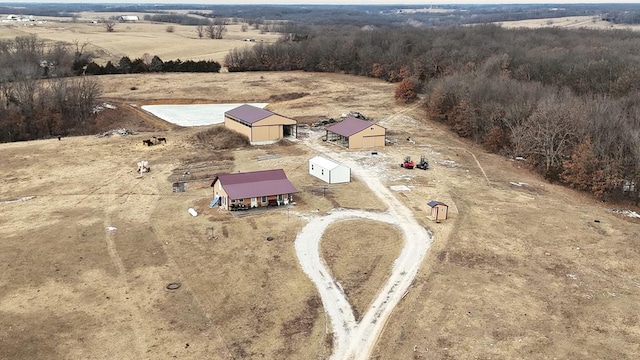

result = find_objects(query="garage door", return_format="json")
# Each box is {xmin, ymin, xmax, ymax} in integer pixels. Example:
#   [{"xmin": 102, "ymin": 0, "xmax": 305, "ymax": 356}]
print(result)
[{"xmin": 362, "ymin": 136, "xmax": 383, "ymax": 148}]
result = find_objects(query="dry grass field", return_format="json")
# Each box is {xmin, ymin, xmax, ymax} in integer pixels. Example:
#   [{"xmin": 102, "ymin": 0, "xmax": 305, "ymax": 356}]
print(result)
[
  {"xmin": 320, "ymin": 220, "xmax": 404, "ymax": 321},
  {"xmin": 0, "ymin": 12, "xmax": 280, "ymax": 65},
  {"xmin": 496, "ymin": 15, "xmax": 640, "ymax": 31},
  {"xmin": 2, "ymin": 70, "xmax": 639, "ymax": 360},
  {"xmin": 1, "ymin": 49, "xmax": 640, "ymax": 360}
]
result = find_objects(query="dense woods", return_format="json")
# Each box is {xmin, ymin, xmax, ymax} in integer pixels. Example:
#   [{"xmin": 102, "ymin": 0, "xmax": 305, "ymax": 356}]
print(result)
[
  {"xmin": 225, "ymin": 25, "xmax": 640, "ymax": 202},
  {"xmin": 0, "ymin": 35, "xmax": 101, "ymax": 142},
  {"xmin": 0, "ymin": 34, "xmax": 222, "ymax": 142}
]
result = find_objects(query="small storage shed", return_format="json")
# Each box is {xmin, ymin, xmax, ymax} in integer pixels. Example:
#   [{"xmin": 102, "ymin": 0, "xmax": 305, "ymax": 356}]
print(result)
[
  {"xmin": 308, "ymin": 156, "xmax": 350, "ymax": 184},
  {"xmin": 225, "ymin": 104, "xmax": 297, "ymax": 145},
  {"xmin": 427, "ymin": 201, "xmax": 449, "ymax": 222},
  {"xmin": 325, "ymin": 117, "xmax": 386, "ymax": 149}
]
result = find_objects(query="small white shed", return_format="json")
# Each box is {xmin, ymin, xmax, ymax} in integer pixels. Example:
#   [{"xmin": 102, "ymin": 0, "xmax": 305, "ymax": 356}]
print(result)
[{"xmin": 309, "ymin": 156, "xmax": 350, "ymax": 184}]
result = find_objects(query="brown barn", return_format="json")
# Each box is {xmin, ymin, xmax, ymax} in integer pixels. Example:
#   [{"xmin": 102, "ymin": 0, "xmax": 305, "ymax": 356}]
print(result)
[
  {"xmin": 224, "ymin": 104, "xmax": 297, "ymax": 145},
  {"xmin": 325, "ymin": 117, "xmax": 386, "ymax": 149},
  {"xmin": 427, "ymin": 200, "xmax": 449, "ymax": 222},
  {"xmin": 211, "ymin": 169, "xmax": 298, "ymax": 210}
]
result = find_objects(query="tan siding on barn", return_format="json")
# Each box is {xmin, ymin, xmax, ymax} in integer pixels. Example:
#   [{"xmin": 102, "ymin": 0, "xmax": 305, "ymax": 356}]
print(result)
[
  {"xmin": 251, "ymin": 124, "xmax": 282, "ymax": 142},
  {"xmin": 224, "ymin": 114, "xmax": 297, "ymax": 144},
  {"xmin": 224, "ymin": 116, "xmax": 252, "ymax": 140},
  {"xmin": 347, "ymin": 124, "xmax": 386, "ymax": 149}
]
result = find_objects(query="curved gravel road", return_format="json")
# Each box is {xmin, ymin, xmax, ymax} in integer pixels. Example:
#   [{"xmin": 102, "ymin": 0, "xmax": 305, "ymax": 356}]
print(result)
[{"xmin": 295, "ymin": 138, "xmax": 434, "ymax": 360}]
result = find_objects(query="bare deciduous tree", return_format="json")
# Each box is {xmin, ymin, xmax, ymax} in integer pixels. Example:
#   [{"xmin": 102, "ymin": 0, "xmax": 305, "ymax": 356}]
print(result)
[
  {"xmin": 517, "ymin": 91, "xmax": 584, "ymax": 176},
  {"xmin": 196, "ymin": 25, "xmax": 205, "ymax": 39},
  {"xmin": 204, "ymin": 23, "xmax": 215, "ymax": 39},
  {"xmin": 103, "ymin": 20, "xmax": 116, "ymax": 32},
  {"xmin": 205, "ymin": 18, "xmax": 228, "ymax": 39}
]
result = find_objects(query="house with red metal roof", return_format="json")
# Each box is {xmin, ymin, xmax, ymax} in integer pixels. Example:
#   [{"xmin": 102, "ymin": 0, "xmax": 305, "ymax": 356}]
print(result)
[
  {"xmin": 224, "ymin": 104, "xmax": 297, "ymax": 145},
  {"xmin": 210, "ymin": 169, "xmax": 298, "ymax": 210},
  {"xmin": 325, "ymin": 117, "xmax": 386, "ymax": 149}
]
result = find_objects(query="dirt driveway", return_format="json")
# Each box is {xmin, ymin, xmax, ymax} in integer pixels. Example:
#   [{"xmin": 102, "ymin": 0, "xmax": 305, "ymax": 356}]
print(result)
[{"xmin": 294, "ymin": 129, "xmax": 433, "ymax": 360}]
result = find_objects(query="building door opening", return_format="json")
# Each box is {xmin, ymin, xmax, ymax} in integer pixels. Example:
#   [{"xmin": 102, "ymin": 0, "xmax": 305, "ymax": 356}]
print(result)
[{"xmin": 283, "ymin": 125, "xmax": 296, "ymax": 138}]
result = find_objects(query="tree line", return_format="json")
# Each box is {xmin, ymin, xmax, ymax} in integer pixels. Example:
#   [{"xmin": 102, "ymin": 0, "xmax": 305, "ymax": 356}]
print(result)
[
  {"xmin": 224, "ymin": 24, "xmax": 640, "ymax": 202},
  {"xmin": 425, "ymin": 73, "xmax": 640, "ymax": 202},
  {"xmin": 0, "ymin": 35, "xmax": 223, "ymax": 143},
  {"xmin": 4, "ymin": 3, "xmax": 640, "ymax": 28},
  {"xmin": 225, "ymin": 25, "xmax": 640, "ymax": 96},
  {"xmin": 84, "ymin": 56, "xmax": 221, "ymax": 75}
]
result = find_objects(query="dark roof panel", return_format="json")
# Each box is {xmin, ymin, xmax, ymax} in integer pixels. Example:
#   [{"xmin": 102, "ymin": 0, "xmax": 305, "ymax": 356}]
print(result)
[
  {"xmin": 225, "ymin": 104, "xmax": 273, "ymax": 125},
  {"xmin": 217, "ymin": 169, "xmax": 298, "ymax": 199},
  {"xmin": 428, "ymin": 200, "xmax": 448, "ymax": 207},
  {"xmin": 325, "ymin": 117, "xmax": 378, "ymax": 137}
]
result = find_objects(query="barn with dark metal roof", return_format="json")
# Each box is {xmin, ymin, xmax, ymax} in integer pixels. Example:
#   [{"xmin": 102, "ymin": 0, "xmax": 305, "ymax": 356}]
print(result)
[
  {"xmin": 325, "ymin": 117, "xmax": 386, "ymax": 149},
  {"xmin": 224, "ymin": 104, "xmax": 297, "ymax": 145}
]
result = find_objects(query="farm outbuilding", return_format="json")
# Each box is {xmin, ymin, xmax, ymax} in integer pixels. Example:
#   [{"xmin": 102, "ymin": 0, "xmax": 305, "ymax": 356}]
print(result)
[
  {"xmin": 325, "ymin": 117, "xmax": 386, "ymax": 149},
  {"xmin": 118, "ymin": 15, "xmax": 139, "ymax": 22},
  {"xmin": 211, "ymin": 169, "xmax": 298, "ymax": 211},
  {"xmin": 427, "ymin": 201, "xmax": 449, "ymax": 222},
  {"xmin": 224, "ymin": 104, "xmax": 297, "ymax": 145},
  {"xmin": 308, "ymin": 156, "xmax": 350, "ymax": 184}
]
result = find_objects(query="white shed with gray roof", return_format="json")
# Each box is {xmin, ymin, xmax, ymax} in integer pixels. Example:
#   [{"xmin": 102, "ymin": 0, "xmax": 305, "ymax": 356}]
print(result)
[{"xmin": 308, "ymin": 156, "xmax": 350, "ymax": 184}]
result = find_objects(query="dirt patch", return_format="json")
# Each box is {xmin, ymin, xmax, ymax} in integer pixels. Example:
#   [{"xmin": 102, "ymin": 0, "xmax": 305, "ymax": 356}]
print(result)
[
  {"xmin": 269, "ymin": 92, "xmax": 310, "ymax": 102},
  {"xmin": 278, "ymin": 294, "xmax": 331, "ymax": 357},
  {"xmin": 193, "ymin": 126, "xmax": 250, "ymax": 150},
  {"xmin": 281, "ymin": 295, "xmax": 323, "ymax": 338},
  {"xmin": 320, "ymin": 219, "xmax": 403, "ymax": 321}
]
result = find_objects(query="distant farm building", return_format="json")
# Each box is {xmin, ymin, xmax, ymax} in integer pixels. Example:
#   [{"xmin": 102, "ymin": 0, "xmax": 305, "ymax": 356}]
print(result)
[
  {"xmin": 5, "ymin": 15, "xmax": 34, "ymax": 21},
  {"xmin": 325, "ymin": 117, "xmax": 386, "ymax": 149},
  {"xmin": 118, "ymin": 15, "xmax": 139, "ymax": 22},
  {"xmin": 224, "ymin": 104, "xmax": 297, "ymax": 145},
  {"xmin": 211, "ymin": 169, "xmax": 298, "ymax": 211},
  {"xmin": 308, "ymin": 156, "xmax": 350, "ymax": 184},
  {"xmin": 427, "ymin": 201, "xmax": 449, "ymax": 222}
]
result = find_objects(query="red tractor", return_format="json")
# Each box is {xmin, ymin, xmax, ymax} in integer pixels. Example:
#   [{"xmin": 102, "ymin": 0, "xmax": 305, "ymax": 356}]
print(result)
[{"xmin": 400, "ymin": 156, "xmax": 415, "ymax": 169}]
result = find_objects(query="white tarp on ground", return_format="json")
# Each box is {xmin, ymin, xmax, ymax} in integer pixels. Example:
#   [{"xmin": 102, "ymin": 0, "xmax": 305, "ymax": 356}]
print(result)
[{"xmin": 141, "ymin": 103, "xmax": 269, "ymax": 127}]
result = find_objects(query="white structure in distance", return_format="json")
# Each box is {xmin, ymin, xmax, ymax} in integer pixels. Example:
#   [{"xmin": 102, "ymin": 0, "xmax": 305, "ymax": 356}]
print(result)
[{"xmin": 141, "ymin": 103, "xmax": 268, "ymax": 127}]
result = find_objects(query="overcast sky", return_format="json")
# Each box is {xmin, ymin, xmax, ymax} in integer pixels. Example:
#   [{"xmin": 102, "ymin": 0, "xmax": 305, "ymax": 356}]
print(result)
[{"xmin": 1, "ymin": 1, "xmax": 639, "ymax": 5}]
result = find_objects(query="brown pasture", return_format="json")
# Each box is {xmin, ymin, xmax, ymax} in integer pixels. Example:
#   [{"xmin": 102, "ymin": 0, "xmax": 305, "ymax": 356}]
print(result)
[
  {"xmin": 495, "ymin": 15, "xmax": 640, "ymax": 31},
  {"xmin": 1, "ymin": 69, "xmax": 639, "ymax": 360},
  {"xmin": 0, "ymin": 12, "xmax": 280, "ymax": 65},
  {"xmin": 320, "ymin": 219, "xmax": 404, "ymax": 321}
]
